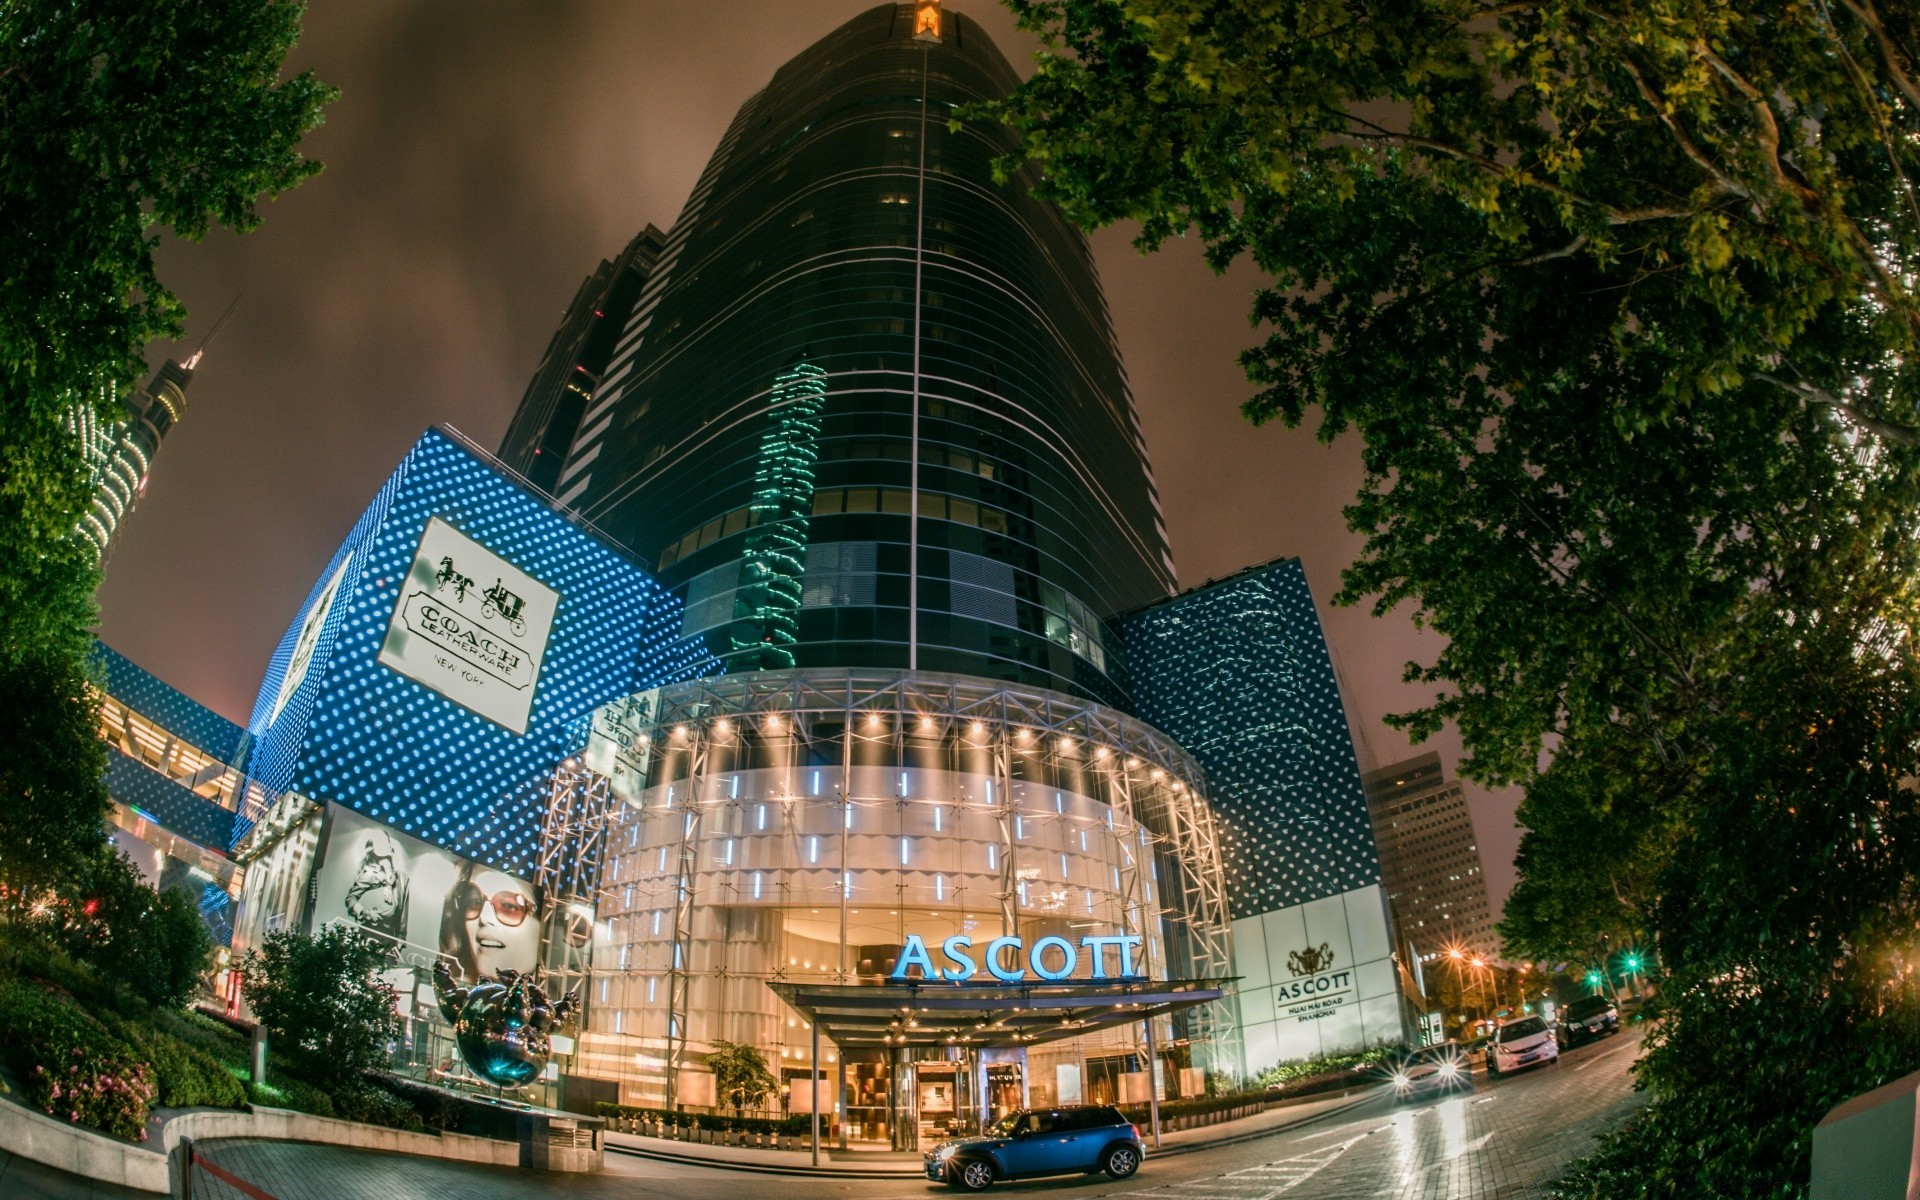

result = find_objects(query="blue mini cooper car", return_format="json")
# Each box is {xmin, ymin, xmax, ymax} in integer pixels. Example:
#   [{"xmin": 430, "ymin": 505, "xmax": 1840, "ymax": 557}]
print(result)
[{"xmin": 925, "ymin": 1105, "xmax": 1145, "ymax": 1191}]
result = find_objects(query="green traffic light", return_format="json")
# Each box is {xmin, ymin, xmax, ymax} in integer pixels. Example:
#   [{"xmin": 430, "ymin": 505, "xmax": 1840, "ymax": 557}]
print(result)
[
  {"xmin": 1586, "ymin": 971, "xmax": 1602, "ymax": 985},
  {"xmin": 1625, "ymin": 954, "xmax": 1642, "ymax": 971}
]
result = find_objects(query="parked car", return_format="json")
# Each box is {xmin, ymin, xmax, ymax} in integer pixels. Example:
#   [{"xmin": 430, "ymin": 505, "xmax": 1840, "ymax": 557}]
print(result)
[
  {"xmin": 925, "ymin": 1105, "xmax": 1145, "ymax": 1191},
  {"xmin": 1556, "ymin": 995, "xmax": 1621, "ymax": 1047},
  {"xmin": 1485, "ymin": 1015, "xmax": 1559, "ymax": 1077},
  {"xmin": 1390, "ymin": 1044, "xmax": 1476, "ymax": 1100}
]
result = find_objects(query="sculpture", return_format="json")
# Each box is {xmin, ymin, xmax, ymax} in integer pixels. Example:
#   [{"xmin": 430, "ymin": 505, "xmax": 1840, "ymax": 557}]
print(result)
[{"xmin": 432, "ymin": 960, "xmax": 578, "ymax": 1089}]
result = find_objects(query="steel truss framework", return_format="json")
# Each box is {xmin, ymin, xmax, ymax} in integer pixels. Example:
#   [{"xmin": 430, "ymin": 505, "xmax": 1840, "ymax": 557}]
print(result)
[{"xmin": 537, "ymin": 668, "xmax": 1241, "ymax": 1103}]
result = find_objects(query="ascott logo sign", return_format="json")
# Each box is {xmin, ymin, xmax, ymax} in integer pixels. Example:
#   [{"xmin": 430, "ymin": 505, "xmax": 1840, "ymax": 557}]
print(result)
[{"xmin": 891, "ymin": 933, "xmax": 1146, "ymax": 983}]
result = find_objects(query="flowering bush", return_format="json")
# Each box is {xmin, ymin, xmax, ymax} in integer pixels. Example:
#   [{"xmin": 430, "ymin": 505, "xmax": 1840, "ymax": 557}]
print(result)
[
  {"xmin": 29, "ymin": 1043, "xmax": 156, "ymax": 1141},
  {"xmin": 0, "ymin": 978, "xmax": 156, "ymax": 1140}
]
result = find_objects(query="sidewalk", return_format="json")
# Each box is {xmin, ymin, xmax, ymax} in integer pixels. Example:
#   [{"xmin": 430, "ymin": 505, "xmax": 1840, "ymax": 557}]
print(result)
[{"xmin": 604, "ymin": 1085, "xmax": 1384, "ymax": 1177}]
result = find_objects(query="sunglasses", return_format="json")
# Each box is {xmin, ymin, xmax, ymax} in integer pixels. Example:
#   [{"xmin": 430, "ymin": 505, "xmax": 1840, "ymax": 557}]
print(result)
[{"xmin": 452, "ymin": 880, "xmax": 531, "ymax": 927}]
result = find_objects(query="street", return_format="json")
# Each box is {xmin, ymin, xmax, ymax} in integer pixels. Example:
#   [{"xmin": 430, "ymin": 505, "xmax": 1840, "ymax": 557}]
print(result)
[{"xmin": 170, "ymin": 1031, "xmax": 1644, "ymax": 1200}]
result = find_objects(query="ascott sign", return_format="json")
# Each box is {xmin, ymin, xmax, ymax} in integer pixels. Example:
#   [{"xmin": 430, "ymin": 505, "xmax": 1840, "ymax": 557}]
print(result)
[{"xmin": 891, "ymin": 933, "xmax": 1146, "ymax": 983}]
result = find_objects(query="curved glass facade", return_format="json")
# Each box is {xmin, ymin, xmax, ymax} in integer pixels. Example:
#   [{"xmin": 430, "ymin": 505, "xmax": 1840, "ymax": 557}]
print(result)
[
  {"xmin": 569, "ymin": 668, "xmax": 1234, "ymax": 1141},
  {"xmin": 545, "ymin": 4, "xmax": 1174, "ymax": 708}
]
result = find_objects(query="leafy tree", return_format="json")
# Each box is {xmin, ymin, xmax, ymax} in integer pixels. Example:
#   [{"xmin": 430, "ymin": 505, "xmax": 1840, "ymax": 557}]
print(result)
[
  {"xmin": 987, "ymin": 1, "xmax": 1920, "ymax": 1194},
  {"xmin": 0, "ymin": 1, "xmax": 334, "ymax": 894},
  {"xmin": 238, "ymin": 927, "xmax": 401, "ymax": 1081},
  {"xmin": 707, "ymin": 1039, "xmax": 778, "ymax": 1116},
  {"xmin": 53, "ymin": 847, "xmax": 215, "ymax": 1011}
]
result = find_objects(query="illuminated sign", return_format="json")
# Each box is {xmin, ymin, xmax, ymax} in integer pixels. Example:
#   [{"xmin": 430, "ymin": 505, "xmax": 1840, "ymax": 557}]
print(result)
[
  {"xmin": 377, "ymin": 517, "xmax": 558, "ymax": 734},
  {"xmin": 891, "ymin": 933, "xmax": 1144, "ymax": 983},
  {"xmin": 268, "ymin": 552, "xmax": 351, "ymax": 724}
]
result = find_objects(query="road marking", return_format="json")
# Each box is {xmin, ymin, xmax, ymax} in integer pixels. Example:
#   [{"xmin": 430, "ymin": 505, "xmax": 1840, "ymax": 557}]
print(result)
[
  {"xmin": 1119, "ymin": 1131, "xmax": 1371, "ymax": 1198},
  {"xmin": 1573, "ymin": 1038, "xmax": 1637, "ymax": 1072}
]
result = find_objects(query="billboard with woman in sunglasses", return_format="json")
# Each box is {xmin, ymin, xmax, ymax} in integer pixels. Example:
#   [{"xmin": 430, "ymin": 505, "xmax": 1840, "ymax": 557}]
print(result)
[
  {"xmin": 438, "ymin": 861, "xmax": 542, "ymax": 984},
  {"xmin": 311, "ymin": 806, "xmax": 547, "ymax": 986}
]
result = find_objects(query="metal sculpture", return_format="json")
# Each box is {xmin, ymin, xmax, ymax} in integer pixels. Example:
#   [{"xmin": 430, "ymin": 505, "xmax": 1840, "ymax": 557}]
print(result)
[{"xmin": 432, "ymin": 961, "xmax": 578, "ymax": 1089}]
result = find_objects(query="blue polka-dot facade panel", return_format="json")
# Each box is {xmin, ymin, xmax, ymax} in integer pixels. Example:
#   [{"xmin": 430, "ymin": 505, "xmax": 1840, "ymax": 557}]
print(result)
[
  {"xmin": 242, "ymin": 429, "xmax": 719, "ymax": 875},
  {"xmin": 1117, "ymin": 557, "xmax": 1382, "ymax": 919},
  {"xmin": 92, "ymin": 642, "xmax": 248, "ymax": 764}
]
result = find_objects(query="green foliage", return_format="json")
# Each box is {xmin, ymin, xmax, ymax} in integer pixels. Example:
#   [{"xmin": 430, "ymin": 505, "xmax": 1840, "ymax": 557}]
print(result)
[
  {"xmin": 987, "ymin": 2, "xmax": 1920, "ymax": 1194},
  {"xmin": 1253, "ymin": 1043, "xmax": 1404, "ymax": 1091},
  {"xmin": 237, "ymin": 927, "xmax": 402, "ymax": 1081},
  {"xmin": 0, "ymin": 977, "xmax": 156, "ymax": 1140},
  {"xmin": 706, "ymin": 1038, "xmax": 778, "ymax": 1113},
  {"xmin": 39, "ymin": 847, "xmax": 214, "ymax": 1010},
  {"xmin": 104, "ymin": 1015, "xmax": 246, "ymax": 1110},
  {"xmin": 326, "ymin": 1081, "xmax": 426, "ymax": 1131},
  {"xmin": 248, "ymin": 1075, "xmax": 335, "ymax": 1119},
  {"xmin": 596, "ymin": 1102, "xmax": 812, "ymax": 1137},
  {"xmin": 0, "ymin": 0, "xmax": 333, "ymax": 898}
]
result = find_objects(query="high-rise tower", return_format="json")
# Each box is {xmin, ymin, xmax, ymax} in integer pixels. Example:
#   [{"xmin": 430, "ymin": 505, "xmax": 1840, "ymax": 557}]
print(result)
[
  {"xmin": 498, "ymin": 226, "xmax": 665, "ymax": 494},
  {"xmin": 73, "ymin": 357, "xmax": 194, "ymax": 561},
  {"xmin": 529, "ymin": 3, "xmax": 1174, "ymax": 707}
]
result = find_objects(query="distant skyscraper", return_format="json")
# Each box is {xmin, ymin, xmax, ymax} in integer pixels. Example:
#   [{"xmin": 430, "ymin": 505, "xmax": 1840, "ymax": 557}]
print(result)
[
  {"xmin": 1362, "ymin": 752, "xmax": 1498, "ymax": 963},
  {"xmin": 497, "ymin": 226, "xmax": 665, "ymax": 494},
  {"xmin": 73, "ymin": 357, "xmax": 194, "ymax": 561},
  {"xmin": 527, "ymin": 3, "xmax": 1174, "ymax": 705},
  {"xmin": 1119, "ymin": 557, "xmax": 1404, "ymax": 1066}
]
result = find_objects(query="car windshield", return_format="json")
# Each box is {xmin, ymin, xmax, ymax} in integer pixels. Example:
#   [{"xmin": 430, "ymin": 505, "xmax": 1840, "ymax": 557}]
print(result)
[
  {"xmin": 987, "ymin": 1113, "xmax": 1023, "ymax": 1137},
  {"xmin": 1566, "ymin": 997, "xmax": 1612, "ymax": 1018},
  {"xmin": 1405, "ymin": 1045, "xmax": 1456, "ymax": 1066},
  {"xmin": 1500, "ymin": 1017, "xmax": 1548, "ymax": 1039}
]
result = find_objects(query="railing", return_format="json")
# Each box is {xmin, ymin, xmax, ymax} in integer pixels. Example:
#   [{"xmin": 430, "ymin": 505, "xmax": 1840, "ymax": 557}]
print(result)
[{"xmin": 178, "ymin": 1137, "xmax": 282, "ymax": 1200}]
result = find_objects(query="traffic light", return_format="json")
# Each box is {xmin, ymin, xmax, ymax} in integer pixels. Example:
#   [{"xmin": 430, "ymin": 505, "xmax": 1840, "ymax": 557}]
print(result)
[
  {"xmin": 1624, "ymin": 953, "xmax": 1642, "ymax": 972},
  {"xmin": 1586, "ymin": 970, "xmax": 1602, "ymax": 987}
]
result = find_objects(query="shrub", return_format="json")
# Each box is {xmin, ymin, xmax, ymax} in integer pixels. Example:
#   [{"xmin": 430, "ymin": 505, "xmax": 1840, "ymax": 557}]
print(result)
[
  {"xmin": 327, "ymin": 1082, "xmax": 426, "ymax": 1131},
  {"xmin": 236, "ymin": 927, "xmax": 400, "ymax": 1080},
  {"xmin": 0, "ymin": 978, "xmax": 155, "ymax": 1140},
  {"xmin": 107, "ymin": 1017, "xmax": 245, "ymax": 1109},
  {"xmin": 248, "ymin": 1076, "xmax": 334, "ymax": 1118},
  {"xmin": 595, "ymin": 1102, "xmax": 811, "ymax": 1137},
  {"xmin": 367, "ymin": 1073, "xmax": 467, "ymax": 1132}
]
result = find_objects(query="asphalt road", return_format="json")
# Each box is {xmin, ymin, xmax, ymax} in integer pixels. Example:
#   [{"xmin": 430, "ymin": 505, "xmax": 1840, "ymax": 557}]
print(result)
[{"xmin": 60, "ymin": 1029, "xmax": 1644, "ymax": 1200}]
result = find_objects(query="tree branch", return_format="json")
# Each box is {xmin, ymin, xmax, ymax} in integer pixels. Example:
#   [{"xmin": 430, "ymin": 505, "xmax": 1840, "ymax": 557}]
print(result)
[
  {"xmin": 1837, "ymin": 0, "xmax": 1920, "ymax": 113},
  {"xmin": 1752, "ymin": 371, "xmax": 1920, "ymax": 445},
  {"xmin": 1618, "ymin": 55, "xmax": 1754, "ymax": 204}
]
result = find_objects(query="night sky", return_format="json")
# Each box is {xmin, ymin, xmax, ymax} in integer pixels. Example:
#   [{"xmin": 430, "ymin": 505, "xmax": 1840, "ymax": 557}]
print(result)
[{"xmin": 93, "ymin": 1, "xmax": 1523, "ymax": 908}]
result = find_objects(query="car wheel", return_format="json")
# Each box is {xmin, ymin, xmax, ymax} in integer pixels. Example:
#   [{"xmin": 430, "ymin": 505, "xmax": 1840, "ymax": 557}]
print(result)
[
  {"xmin": 1104, "ymin": 1144, "xmax": 1142, "ymax": 1179},
  {"xmin": 953, "ymin": 1159, "xmax": 995, "ymax": 1191}
]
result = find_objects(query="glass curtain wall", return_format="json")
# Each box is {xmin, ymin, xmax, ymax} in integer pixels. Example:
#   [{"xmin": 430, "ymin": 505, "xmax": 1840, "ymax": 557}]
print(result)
[{"xmin": 571, "ymin": 669, "xmax": 1235, "ymax": 1143}]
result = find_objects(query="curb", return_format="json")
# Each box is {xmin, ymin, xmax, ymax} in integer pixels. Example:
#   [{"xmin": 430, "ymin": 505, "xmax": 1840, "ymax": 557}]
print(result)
[{"xmin": 604, "ymin": 1087, "xmax": 1385, "ymax": 1178}]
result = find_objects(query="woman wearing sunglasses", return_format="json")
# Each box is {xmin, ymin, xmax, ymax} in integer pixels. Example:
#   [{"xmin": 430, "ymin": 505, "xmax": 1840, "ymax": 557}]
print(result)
[{"xmin": 438, "ymin": 862, "xmax": 541, "ymax": 984}]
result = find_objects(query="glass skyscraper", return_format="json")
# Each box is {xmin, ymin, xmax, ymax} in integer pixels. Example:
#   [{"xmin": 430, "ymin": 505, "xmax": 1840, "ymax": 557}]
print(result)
[{"xmin": 519, "ymin": 2, "xmax": 1174, "ymax": 708}]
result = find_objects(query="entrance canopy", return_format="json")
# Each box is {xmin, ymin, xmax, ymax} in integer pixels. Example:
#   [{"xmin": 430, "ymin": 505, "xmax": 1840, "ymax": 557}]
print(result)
[{"xmin": 768, "ymin": 978, "xmax": 1227, "ymax": 1051}]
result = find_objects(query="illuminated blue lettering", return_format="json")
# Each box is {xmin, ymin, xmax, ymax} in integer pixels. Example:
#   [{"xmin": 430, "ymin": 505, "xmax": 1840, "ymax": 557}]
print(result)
[
  {"xmin": 985, "ymin": 936, "xmax": 1024, "ymax": 982},
  {"xmin": 893, "ymin": 934, "xmax": 937, "ymax": 980},
  {"xmin": 1079, "ymin": 935, "xmax": 1144, "ymax": 979},
  {"xmin": 942, "ymin": 935, "xmax": 976, "ymax": 981},
  {"xmin": 1030, "ymin": 935, "xmax": 1077, "ymax": 981}
]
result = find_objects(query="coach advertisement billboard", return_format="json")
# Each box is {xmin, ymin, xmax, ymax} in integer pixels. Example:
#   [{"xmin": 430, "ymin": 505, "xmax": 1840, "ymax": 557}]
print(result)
[
  {"xmin": 378, "ymin": 516, "xmax": 559, "ymax": 735},
  {"xmin": 309, "ymin": 806, "xmax": 589, "ymax": 988}
]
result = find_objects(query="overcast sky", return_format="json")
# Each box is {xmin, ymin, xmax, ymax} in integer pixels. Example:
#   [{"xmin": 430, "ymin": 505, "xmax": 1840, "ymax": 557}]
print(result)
[{"xmin": 94, "ymin": 1, "xmax": 1524, "ymax": 907}]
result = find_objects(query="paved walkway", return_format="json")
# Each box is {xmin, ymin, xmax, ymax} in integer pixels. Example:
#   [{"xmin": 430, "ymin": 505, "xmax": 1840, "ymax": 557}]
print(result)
[
  {"xmin": 0, "ymin": 1149, "xmax": 154, "ymax": 1200},
  {"xmin": 601, "ymin": 1085, "xmax": 1378, "ymax": 1176},
  {"xmin": 130, "ymin": 1034, "xmax": 1645, "ymax": 1199}
]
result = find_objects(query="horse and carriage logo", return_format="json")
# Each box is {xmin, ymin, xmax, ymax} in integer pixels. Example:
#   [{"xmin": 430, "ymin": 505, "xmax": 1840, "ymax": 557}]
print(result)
[{"xmin": 436, "ymin": 555, "xmax": 527, "ymax": 636}]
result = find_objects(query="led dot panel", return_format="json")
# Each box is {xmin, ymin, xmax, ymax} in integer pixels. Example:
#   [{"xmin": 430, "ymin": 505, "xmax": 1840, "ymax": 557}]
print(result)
[
  {"xmin": 1118, "ymin": 557, "xmax": 1382, "ymax": 918},
  {"xmin": 244, "ymin": 429, "xmax": 717, "ymax": 874},
  {"xmin": 92, "ymin": 642, "xmax": 247, "ymax": 763}
]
